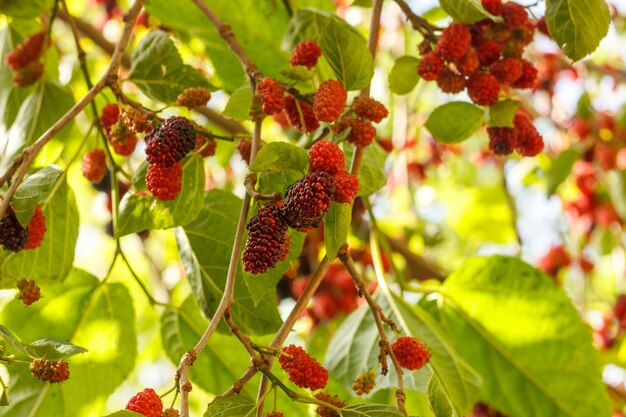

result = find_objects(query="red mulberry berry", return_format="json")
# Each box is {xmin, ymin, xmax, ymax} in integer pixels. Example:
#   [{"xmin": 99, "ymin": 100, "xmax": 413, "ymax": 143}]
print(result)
[
  {"xmin": 536, "ymin": 17, "xmax": 550, "ymax": 37},
  {"xmin": 352, "ymin": 97, "xmax": 389, "ymax": 123},
  {"xmin": 489, "ymin": 57, "xmax": 523, "ymax": 84},
  {"xmin": 16, "ymin": 278, "xmax": 41, "ymax": 306},
  {"xmin": 466, "ymin": 73, "xmax": 500, "ymax": 105},
  {"xmin": 436, "ymin": 69, "xmax": 465, "ymax": 93},
  {"xmin": 146, "ymin": 162, "xmax": 183, "ymax": 201},
  {"xmin": 257, "ymin": 78, "xmax": 286, "ymax": 115},
  {"xmin": 279, "ymin": 344, "xmax": 329, "ymax": 390},
  {"xmin": 476, "ymin": 39, "xmax": 502, "ymax": 66},
  {"xmin": 242, "ymin": 205, "xmax": 289, "ymax": 274},
  {"xmin": 108, "ymin": 123, "xmax": 138, "ymax": 156},
  {"xmin": 437, "ymin": 23, "xmax": 471, "ymax": 62},
  {"xmin": 81, "ymin": 149, "xmax": 107, "ymax": 183},
  {"xmin": 195, "ymin": 135, "xmax": 217, "ymax": 158},
  {"xmin": 291, "ymin": 40, "xmax": 322, "ymax": 69},
  {"xmin": 377, "ymin": 138, "xmax": 393, "ymax": 153},
  {"xmin": 146, "ymin": 117, "xmax": 197, "ymax": 166},
  {"xmin": 12, "ymin": 61, "xmax": 43, "ymax": 87},
  {"xmin": 513, "ymin": 111, "xmax": 543, "ymax": 156},
  {"xmin": 456, "ymin": 47, "xmax": 480, "ymax": 76},
  {"xmin": 314, "ymin": 80, "xmax": 347, "ymax": 122},
  {"xmin": 333, "ymin": 117, "xmax": 376, "ymax": 147},
  {"xmin": 502, "ymin": 2, "xmax": 528, "ymax": 30},
  {"xmin": 176, "ymin": 87, "xmax": 211, "ymax": 109},
  {"xmin": 284, "ymin": 95, "xmax": 320, "ymax": 132},
  {"xmin": 100, "ymin": 103, "xmax": 120, "ymax": 131},
  {"xmin": 309, "ymin": 141, "xmax": 345, "ymax": 175},
  {"xmin": 418, "ymin": 52, "xmax": 445, "ymax": 80},
  {"xmin": 6, "ymin": 31, "xmax": 46, "ymax": 70},
  {"xmin": 481, "ymin": 0, "xmax": 502, "ymax": 15},
  {"xmin": 333, "ymin": 171, "xmax": 359, "ymax": 203},
  {"xmin": 29, "ymin": 359, "xmax": 70, "ymax": 383},
  {"xmin": 0, "ymin": 207, "xmax": 29, "ymax": 252},
  {"xmin": 314, "ymin": 392, "xmax": 346, "ymax": 417},
  {"xmin": 282, "ymin": 171, "xmax": 336, "ymax": 229},
  {"xmin": 25, "ymin": 205, "xmax": 46, "ymax": 250},
  {"xmin": 237, "ymin": 139, "xmax": 253, "ymax": 165},
  {"xmin": 266, "ymin": 413, "xmax": 284, "ymax": 417},
  {"xmin": 126, "ymin": 388, "xmax": 163, "ymax": 417},
  {"xmin": 352, "ymin": 370, "xmax": 376, "ymax": 395},
  {"xmin": 511, "ymin": 60, "xmax": 538, "ymax": 89},
  {"xmin": 487, "ymin": 126, "xmax": 516, "ymax": 155},
  {"xmin": 391, "ymin": 336, "xmax": 430, "ymax": 370}
]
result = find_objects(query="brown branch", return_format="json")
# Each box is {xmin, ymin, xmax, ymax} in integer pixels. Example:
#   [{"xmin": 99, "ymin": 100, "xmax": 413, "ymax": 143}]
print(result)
[
  {"xmin": 393, "ymin": 0, "xmax": 440, "ymax": 42},
  {"xmin": 194, "ymin": 106, "xmax": 250, "ymax": 135},
  {"xmin": 224, "ymin": 311, "xmax": 257, "ymax": 359},
  {"xmin": 56, "ymin": 7, "xmax": 132, "ymax": 69},
  {"xmin": 108, "ymin": 81, "xmax": 158, "ymax": 119},
  {"xmin": 338, "ymin": 246, "xmax": 407, "ymax": 415},
  {"xmin": 0, "ymin": 0, "xmax": 143, "ymax": 220}
]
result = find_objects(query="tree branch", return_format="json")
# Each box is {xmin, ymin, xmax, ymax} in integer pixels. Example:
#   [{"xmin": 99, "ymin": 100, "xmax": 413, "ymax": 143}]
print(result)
[
  {"xmin": 0, "ymin": 0, "xmax": 143, "ymax": 220},
  {"xmin": 393, "ymin": 0, "xmax": 440, "ymax": 41}
]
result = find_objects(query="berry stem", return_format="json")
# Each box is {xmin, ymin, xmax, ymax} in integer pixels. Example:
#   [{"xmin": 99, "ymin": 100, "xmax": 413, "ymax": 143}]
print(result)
[{"xmin": 244, "ymin": 174, "xmax": 282, "ymax": 201}]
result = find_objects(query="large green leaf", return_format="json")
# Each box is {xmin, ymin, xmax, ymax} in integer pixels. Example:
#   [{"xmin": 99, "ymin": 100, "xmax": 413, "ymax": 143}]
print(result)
[
  {"xmin": 325, "ymin": 298, "xmax": 432, "ymax": 396},
  {"xmin": 385, "ymin": 293, "xmax": 481, "ymax": 415},
  {"xmin": 249, "ymin": 141, "xmax": 309, "ymax": 173},
  {"xmin": 343, "ymin": 403, "xmax": 405, "ymax": 417},
  {"xmin": 1, "ymin": 169, "xmax": 79, "ymax": 287},
  {"xmin": 223, "ymin": 85, "xmax": 253, "ymax": 122},
  {"xmin": 116, "ymin": 156, "xmax": 205, "ymax": 237},
  {"xmin": 129, "ymin": 30, "xmax": 213, "ymax": 103},
  {"xmin": 440, "ymin": 256, "xmax": 611, "ymax": 417},
  {"xmin": 428, "ymin": 378, "xmax": 453, "ymax": 417},
  {"xmin": 389, "ymin": 56, "xmax": 420, "ymax": 96},
  {"xmin": 425, "ymin": 102, "xmax": 485, "ymax": 144},
  {"xmin": 323, "ymin": 202, "xmax": 352, "ymax": 261},
  {"xmin": 319, "ymin": 18, "xmax": 374, "ymax": 91},
  {"xmin": 2, "ymin": 81, "xmax": 74, "ymax": 168},
  {"xmin": 343, "ymin": 143, "xmax": 387, "ymax": 197},
  {"xmin": 545, "ymin": 0, "xmax": 610, "ymax": 61},
  {"xmin": 161, "ymin": 297, "xmax": 257, "ymax": 396},
  {"xmin": 11, "ymin": 165, "xmax": 63, "ymax": 226},
  {"xmin": 439, "ymin": 0, "xmax": 494, "ymax": 23},
  {"xmin": 0, "ymin": 269, "xmax": 136, "ymax": 417},
  {"xmin": 204, "ymin": 396, "xmax": 255, "ymax": 417},
  {"xmin": 176, "ymin": 190, "xmax": 283, "ymax": 335}
]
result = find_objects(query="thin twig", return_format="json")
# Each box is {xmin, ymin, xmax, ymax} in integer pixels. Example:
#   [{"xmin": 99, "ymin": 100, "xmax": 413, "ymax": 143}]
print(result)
[
  {"xmin": 338, "ymin": 246, "xmax": 407, "ymax": 414},
  {"xmin": 244, "ymin": 173, "xmax": 282, "ymax": 201},
  {"xmin": 393, "ymin": 0, "xmax": 440, "ymax": 41},
  {"xmin": 224, "ymin": 312, "xmax": 258, "ymax": 359},
  {"xmin": 0, "ymin": 0, "xmax": 143, "ymax": 220}
]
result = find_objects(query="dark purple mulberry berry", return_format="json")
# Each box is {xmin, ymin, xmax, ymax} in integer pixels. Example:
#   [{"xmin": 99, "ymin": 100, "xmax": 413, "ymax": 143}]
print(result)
[
  {"xmin": 0, "ymin": 207, "xmax": 30, "ymax": 252},
  {"xmin": 145, "ymin": 117, "xmax": 196, "ymax": 166},
  {"xmin": 243, "ymin": 205, "xmax": 290, "ymax": 274},
  {"xmin": 282, "ymin": 171, "xmax": 336, "ymax": 229}
]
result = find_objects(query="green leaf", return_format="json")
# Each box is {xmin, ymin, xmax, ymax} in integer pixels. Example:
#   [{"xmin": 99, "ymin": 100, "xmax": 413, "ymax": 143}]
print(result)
[
  {"xmin": 389, "ymin": 56, "xmax": 420, "ymax": 95},
  {"xmin": 0, "ymin": 269, "xmax": 137, "ymax": 417},
  {"xmin": 544, "ymin": 149, "xmax": 580, "ymax": 195},
  {"xmin": 439, "ymin": 0, "xmax": 495, "ymax": 23},
  {"xmin": 129, "ymin": 30, "xmax": 214, "ymax": 103},
  {"xmin": 161, "ymin": 297, "xmax": 257, "ymax": 396},
  {"xmin": 323, "ymin": 202, "xmax": 352, "ymax": 260},
  {"xmin": 0, "ymin": 0, "xmax": 52, "ymax": 21},
  {"xmin": 283, "ymin": 8, "xmax": 361, "ymax": 50},
  {"xmin": 343, "ymin": 144, "xmax": 387, "ymax": 197},
  {"xmin": 249, "ymin": 141, "xmax": 309, "ymax": 172},
  {"xmin": 257, "ymin": 170, "xmax": 304, "ymax": 195},
  {"xmin": 326, "ymin": 297, "xmax": 432, "ymax": 395},
  {"xmin": 2, "ymin": 81, "xmax": 74, "ymax": 167},
  {"xmin": 425, "ymin": 102, "xmax": 485, "ymax": 144},
  {"xmin": 204, "ymin": 396, "xmax": 255, "ymax": 417},
  {"xmin": 428, "ymin": 378, "xmax": 454, "ymax": 417},
  {"xmin": 486, "ymin": 100, "xmax": 521, "ymax": 128},
  {"xmin": 342, "ymin": 403, "xmax": 406, "ymax": 417},
  {"xmin": 440, "ymin": 255, "xmax": 612, "ymax": 417},
  {"xmin": 545, "ymin": 0, "xmax": 610, "ymax": 61},
  {"xmin": 25, "ymin": 339, "xmax": 87, "ymax": 360},
  {"xmin": 0, "ymin": 389, "xmax": 7, "ymax": 407},
  {"xmin": 384, "ymin": 293, "xmax": 481, "ymax": 415},
  {"xmin": 11, "ymin": 165, "xmax": 63, "ymax": 226},
  {"xmin": 1, "ymin": 170, "xmax": 78, "ymax": 287},
  {"xmin": 116, "ymin": 156, "xmax": 205, "ymax": 237},
  {"xmin": 0, "ymin": 325, "xmax": 27, "ymax": 354},
  {"xmin": 243, "ymin": 227, "xmax": 305, "ymax": 306},
  {"xmin": 320, "ymin": 18, "xmax": 374, "ymax": 91},
  {"xmin": 223, "ymin": 85, "xmax": 252, "ymax": 122},
  {"xmin": 177, "ymin": 190, "xmax": 283, "ymax": 335}
]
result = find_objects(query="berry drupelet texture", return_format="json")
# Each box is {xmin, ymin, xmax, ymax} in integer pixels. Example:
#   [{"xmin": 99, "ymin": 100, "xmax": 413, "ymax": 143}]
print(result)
[
  {"xmin": 314, "ymin": 392, "xmax": 346, "ymax": 417},
  {"xmin": 6, "ymin": 31, "xmax": 46, "ymax": 70},
  {"xmin": 333, "ymin": 171, "xmax": 359, "ymax": 204},
  {"xmin": 257, "ymin": 78, "xmax": 286, "ymax": 115},
  {"xmin": 16, "ymin": 278, "xmax": 41, "ymax": 306},
  {"xmin": 351, "ymin": 97, "xmax": 389, "ymax": 123},
  {"xmin": 352, "ymin": 370, "xmax": 376, "ymax": 395},
  {"xmin": 145, "ymin": 117, "xmax": 197, "ymax": 166},
  {"xmin": 290, "ymin": 40, "xmax": 322, "ymax": 69},
  {"xmin": 313, "ymin": 80, "xmax": 347, "ymax": 122},
  {"xmin": 146, "ymin": 162, "xmax": 183, "ymax": 201},
  {"xmin": 282, "ymin": 171, "xmax": 336, "ymax": 229},
  {"xmin": 279, "ymin": 344, "xmax": 329, "ymax": 390},
  {"xmin": 437, "ymin": 23, "xmax": 472, "ymax": 62},
  {"xmin": 418, "ymin": 51, "xmax": 445, "ymax": 80},
  {"xmin": 125, "ymin": 388, "xmax": 163, "ymax": 417},
  {"xmin": 242, "ymin": 205, "xmax": 290, "ymax": 274},
  {"xmin": 29, "ymin": 359, "xmax": 70, "ymax": 383},
  {"xmin": 284, "ymin": 95, "xmax": 320, "ymax": 133},
  {"xmin": 333, "ymin": 117, "xmax": 376, "ymax": 147},
  {"xmin": 0, "ymin": 207, "xmax": 30, "ymax": 252},
  {"xmin": 81, "ymin": 149, "xmax": 107, "ymax": 183},
  {"xmin": 466, "ymin": 72, "xmax": 500, "ymax": 105},
  {"xmin": 100, "ymin": 103, "xmax": 120, "ymax": 131},
  {"xmin": 308, "ymin": 140, "xmax": 345, "ymax": 175},
  {"xmin": 391, "ymin": 336, "xmax": 430, "ymax": 370},
  {"xmin": 25, "ymin": 205, "xmax": 46, "ymax": 250},
  {"xmin": 176, "ymin": 87, "xmax": 211, "ymax": 109}
]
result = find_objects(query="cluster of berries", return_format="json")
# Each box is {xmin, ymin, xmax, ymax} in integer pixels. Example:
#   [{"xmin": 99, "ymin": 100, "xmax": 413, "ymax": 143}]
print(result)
[
  {"xmin": 255, "ymin": 40, "xmax": 388, "ymax": 147},
  {"xmin": 314, "ymin": 391, "xmax": 346, "ymax": 417},
  {"xmin": 0, "ymin": 205, "xmax": 47, "ymax": 253},
  {"xmin": 278, "ymin": 344, "xmax": 329, "ymax": 390},
  {"xmin": 16, "ymin": 278, "xmax": 41, "ymax": 306},
  {"xmin": 242, "ymin": 141, "xmax": 359, "ymax": 274},
  {"xmin": 5, "ymin": 31, "xmax": 48, "ymax": 87},
  {"xmin": 99, "ymin": 103, "xmax": 145, "ymax": 157},
  {"xmin": 29, "ymin": 358, "xmax": 70, "ymax": 383},
  {"xmin": 391, "ymin": 336, "xmax": 430, "ymax": 371},
  {"xmin": 417, "ymin": 0, "xmax": 544, "ymax": 156}
]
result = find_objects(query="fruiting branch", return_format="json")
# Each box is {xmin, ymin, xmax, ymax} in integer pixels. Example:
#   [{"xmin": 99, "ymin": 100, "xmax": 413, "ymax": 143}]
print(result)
[
  {"xmin": 393, "ymin": 0, "xmax": 440, "ymax": 41},
  {"xmin": 0, "ymin": 0, "xmax": 144, "ymax": 220}
]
